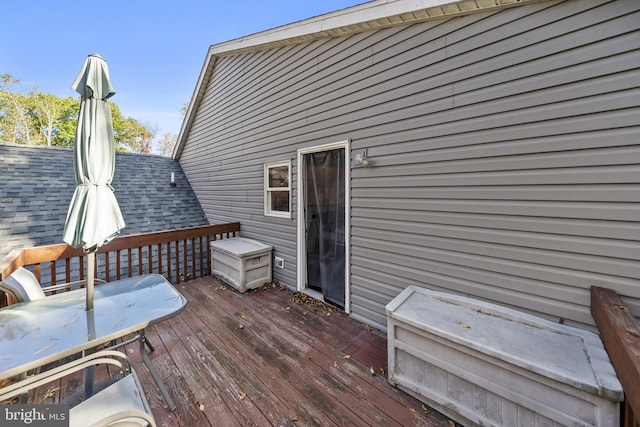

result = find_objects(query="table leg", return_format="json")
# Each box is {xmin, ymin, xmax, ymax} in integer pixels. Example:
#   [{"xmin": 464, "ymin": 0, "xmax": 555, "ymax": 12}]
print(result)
[{"xmin": 139, "ymin": 330, "xmax": 176, "ymax": 411}]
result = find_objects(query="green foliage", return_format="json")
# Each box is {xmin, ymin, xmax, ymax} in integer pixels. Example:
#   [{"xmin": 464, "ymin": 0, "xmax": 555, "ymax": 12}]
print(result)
[
  {"xmin": 110, "ymin": 103, "xmax": 156, "ymax": 153},
  {"xmin": 0, "ymin": 74, "xmax": 36, "ymax": 145},
  {"xmin": 0, "ymin": 73, "xmax": 163, "ymax": 154},
  {"xmin": 52, "ymin": 96, "xmax": 81, "ymax": 147},
  {"xmin": 28, "ymin": 92, "xmax": 80, "ymax": 146}
]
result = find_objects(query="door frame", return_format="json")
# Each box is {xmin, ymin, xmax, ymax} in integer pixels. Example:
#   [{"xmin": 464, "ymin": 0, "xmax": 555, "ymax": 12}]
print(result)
[{"xmin": 296, "ymin": 140, "xmax": 351, "ymax": 314}]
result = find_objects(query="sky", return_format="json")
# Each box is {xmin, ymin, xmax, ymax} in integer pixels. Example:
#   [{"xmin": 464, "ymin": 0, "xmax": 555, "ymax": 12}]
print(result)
[{"xmin": 1, "ymin": 0, "xmax": 366, "ymax": 145}]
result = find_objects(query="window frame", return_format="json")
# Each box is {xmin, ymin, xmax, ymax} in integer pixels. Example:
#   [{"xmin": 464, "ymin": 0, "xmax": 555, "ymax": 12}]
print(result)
[{"xmin": 264, "ymin": 161, "xmax": 292, "ymax": 218}]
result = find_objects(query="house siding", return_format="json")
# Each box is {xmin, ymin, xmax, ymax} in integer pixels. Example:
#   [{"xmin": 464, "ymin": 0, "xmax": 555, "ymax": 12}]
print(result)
[{"xmin": 178, "ymin": 0, "xmax": 640, "ymax": 331}]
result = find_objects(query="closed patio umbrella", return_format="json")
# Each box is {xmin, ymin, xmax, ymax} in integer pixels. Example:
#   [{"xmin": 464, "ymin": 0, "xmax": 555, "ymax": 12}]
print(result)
[{"xmin": 63, "ymin": 53, "xmax": 125, "ymax": 311}]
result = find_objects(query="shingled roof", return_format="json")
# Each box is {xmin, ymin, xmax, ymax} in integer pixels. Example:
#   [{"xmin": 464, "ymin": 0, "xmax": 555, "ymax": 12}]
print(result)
[{"xmin": 0, "ymin": 142, "xmax": 208, "ymax": 260}]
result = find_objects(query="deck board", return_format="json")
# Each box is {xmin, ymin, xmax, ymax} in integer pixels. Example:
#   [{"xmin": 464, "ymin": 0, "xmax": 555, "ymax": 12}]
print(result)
[
  {"xmin": 155, "ymin": 277, "xmax": 452, "ymax": 426},
  {"xmin": 181, "ymin": 287, "xmax": 335, "ymax": 425},
  {"xmin": 21, "ymin": 276, "xmax": 454, "ymax": 426}
]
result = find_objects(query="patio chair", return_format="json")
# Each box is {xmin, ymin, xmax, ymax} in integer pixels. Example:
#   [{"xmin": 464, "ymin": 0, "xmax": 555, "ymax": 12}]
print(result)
[
  {"xmin": 0, "ymin": 350, "xmax": 156, "ymax": 427},
  {"xmin": 0, "ymin": 267, "xmax": 47, "ymax": 302},
  {"xmin": 0, "ymin": 266, "xmax": 107, "ymax": 303}
]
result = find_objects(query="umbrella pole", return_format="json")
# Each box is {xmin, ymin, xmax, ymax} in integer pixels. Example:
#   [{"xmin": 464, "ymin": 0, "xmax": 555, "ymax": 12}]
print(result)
[
  {"xmin": 84, "ymin": 310, "xmax": 96, "ymax": 399},
  {"xmin": 86, "ymin": 251, "xmax": 95, "ymax": 311},
  {"xmin": 84, "ymin": 251, "xmax": 96, "ymax": 398}
]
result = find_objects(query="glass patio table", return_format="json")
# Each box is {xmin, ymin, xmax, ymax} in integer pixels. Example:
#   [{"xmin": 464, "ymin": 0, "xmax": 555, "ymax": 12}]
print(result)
[{"xmin": 0, "ymin": 273, "xmax": 186, "ymax": 410}]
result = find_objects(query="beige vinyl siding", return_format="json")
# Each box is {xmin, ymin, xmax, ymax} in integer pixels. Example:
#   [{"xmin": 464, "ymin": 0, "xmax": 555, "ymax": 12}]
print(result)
[{"xmin": 178, "ymin": 0, "xmax": 640, "ymax": 331}]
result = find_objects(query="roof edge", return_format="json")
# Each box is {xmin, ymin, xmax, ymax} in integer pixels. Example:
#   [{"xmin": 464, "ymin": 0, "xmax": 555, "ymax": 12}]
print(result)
[{"xmin": 173, "ymin": 0, "xmax": 537, "ymax": 159}]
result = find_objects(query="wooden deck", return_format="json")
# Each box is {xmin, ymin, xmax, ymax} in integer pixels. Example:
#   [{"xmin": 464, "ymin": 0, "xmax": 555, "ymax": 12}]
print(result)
[
  {"xmin": 21, "ymin": 275, "xmax": 454, "ymax": 426},
  {"xmin": 131, "ymin": 276, "xmax": 453, "ymax": 426}
]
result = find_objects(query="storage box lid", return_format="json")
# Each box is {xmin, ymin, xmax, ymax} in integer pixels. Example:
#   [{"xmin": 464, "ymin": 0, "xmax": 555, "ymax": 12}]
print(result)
[
  {"xmin": 386, "ymin": 286, "xmax": 623, "ymax": 401},
  {"xmin": 211, "ymin": 237, "xmax": 272, "ymax": 257}
]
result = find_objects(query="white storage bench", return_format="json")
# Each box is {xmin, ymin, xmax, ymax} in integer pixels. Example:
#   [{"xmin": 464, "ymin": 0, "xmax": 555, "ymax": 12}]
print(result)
[
  {"xmin": 386, "ymin": 286, "xmax": 623, "ymax": 427},
  {"xmin": 210, "ymin": 238, "xmax": 272, "ymax": 293}
]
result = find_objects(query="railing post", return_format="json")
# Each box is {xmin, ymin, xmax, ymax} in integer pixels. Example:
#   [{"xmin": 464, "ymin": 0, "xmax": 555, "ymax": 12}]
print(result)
[
  {"xmin": 166, "ymin": 243, "xmax": 172, "ymax": 284},
  {"xmin": 157, "ymin": 244, "xmax": 163, "ymax": 277},
  {"xmin": 174, "ymin": 241, "xmax": 180, "ymax": 283},
  {"xmin": 591, "ymin": 286, "xmax": 640, "ymax": 426}
]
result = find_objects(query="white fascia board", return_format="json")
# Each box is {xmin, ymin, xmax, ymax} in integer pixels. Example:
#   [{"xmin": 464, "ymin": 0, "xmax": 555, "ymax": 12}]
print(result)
[{"xmin": 206, "ymin": 0, "xmax": 532, "ymax": 57}]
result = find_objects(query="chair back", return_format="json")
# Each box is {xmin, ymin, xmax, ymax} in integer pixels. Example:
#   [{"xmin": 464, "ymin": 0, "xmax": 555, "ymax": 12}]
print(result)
[{"xmin": 0, "ymin": 267, "xmax": 45, "ymax": 302}]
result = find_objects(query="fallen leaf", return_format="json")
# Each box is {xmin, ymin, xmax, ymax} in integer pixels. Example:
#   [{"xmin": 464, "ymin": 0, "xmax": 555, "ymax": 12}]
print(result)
[
  {"xmin": 379, "ymin": 367, "xmax": 385, "ymax": 375},
  {"xmin": 285, "ymin": 306, "xmax": 291, "ymax": 310},
  {"xmin": 342, "ymin": 355, "xmax": 351, "ymax": 359},
  {"xmin": 333, "ymin": 361, "xmax": 338, "ymax": 368},
  {"xmin": 42, "ymin": 387, "xmax": 60, "ymax": 399},
  {"xmin": 326, "ymin": 312, "xmax": 331, "ymax": 317},
  {"xmin": 457, "ymin": 321, "xmax": 471, "ymax": 329},
  {"xmin": 409, "ymin": 408, "xmax": 420, "ymax": 419},
  {"xmin": 369, "ymin": 366, "xmax": 376, "ymax": 376},
  {"xmin": 448, "ymin": 420, "xmax": 456, "ymax": 427},
  {"xmin": 421, "ymin": 403, "xmax": 430, "ymax": 414},
  {"xmin": 238, "ymin": 391, "xmax": 246, "ymax": 400},
  {"xmin": 199, "ymin": 403, "xmax": 205, "ymax": 411},
  {"xmin": 362, "ymin": 323, "xmax": 379, "ymax": 332},
  {"xmin": 239, "ymin": 324, "xmax": 245, "ymax": 329},
  {"xmin": 127, "ymin": 348, "xmax": 135, "ymax": 354},
  {"xmin": 241, "ymin": 314, "xmax": 246, "ymax": 319}
]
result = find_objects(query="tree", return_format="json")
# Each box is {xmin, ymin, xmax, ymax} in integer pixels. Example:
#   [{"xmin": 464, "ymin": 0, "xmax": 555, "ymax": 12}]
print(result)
[
  {"xmin": 157, "ymin": 133, "xmax": 177, "ymax": 157},
  {"xmin": 0, "ymin": 74, "xmax": 79, "ymax": 147},
  {"xmin": 0, "ymin": 73, "xmax": 158, "ymax": 153},
  {"xmin": 0, "ymin": 74, "xmax": 34, "ymax": 145},
  {"xmin": 29, "ymin": 92, "xmax": 63, "ymax": 146},
  {"xmin": 51, "ymin": 96, "xmax": 80, "ymax": 147},
  {"xmin": 138, "ymin": 122, "xmax": 157, "ymax": 154},
  {"xmin": 110, "ymin": 103, "xmax": 156, "ymax": 153}
]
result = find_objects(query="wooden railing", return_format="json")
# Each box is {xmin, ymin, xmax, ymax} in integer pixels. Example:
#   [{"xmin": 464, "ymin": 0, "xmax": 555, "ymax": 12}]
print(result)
[
  {"xmin": 591, "ymin": 286, "xmax": 640, "ymax": 427},
  {"xmin": 0, "ymin": 223, "xmax": 240, "ymax": 290}
]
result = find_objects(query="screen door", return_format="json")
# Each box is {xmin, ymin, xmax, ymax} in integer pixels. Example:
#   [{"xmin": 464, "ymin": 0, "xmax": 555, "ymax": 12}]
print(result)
[{"xmin": 303, "ymin": 148, "xmax": 345, "ymax": 309}]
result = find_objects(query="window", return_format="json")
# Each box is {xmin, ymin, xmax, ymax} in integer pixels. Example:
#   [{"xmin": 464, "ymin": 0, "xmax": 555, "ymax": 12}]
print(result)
[{"xmin": 264, "ymin": 161, "xmax": 291, "ymax": 217}]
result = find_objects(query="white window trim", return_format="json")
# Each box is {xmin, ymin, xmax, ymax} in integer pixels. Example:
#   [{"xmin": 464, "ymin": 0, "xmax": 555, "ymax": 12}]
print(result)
[{"xmin": 264, "ymin": 160, "xmax": 292, "ymax": 218}]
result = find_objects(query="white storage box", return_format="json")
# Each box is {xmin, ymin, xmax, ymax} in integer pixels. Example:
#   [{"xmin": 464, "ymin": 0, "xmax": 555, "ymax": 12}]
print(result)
[
  {"xmin": 386, "ymin": 286, "xmax": 622, "ymax": 427},
  {"xmin": 210, "ymin": 238, "xmax": 272, "ymax": 293}
]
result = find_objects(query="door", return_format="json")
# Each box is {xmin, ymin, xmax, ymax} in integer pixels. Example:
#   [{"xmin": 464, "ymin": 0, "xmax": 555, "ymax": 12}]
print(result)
[{"xmin": 298, "ymin": 143, "xmax": 349, "ymax": 310}]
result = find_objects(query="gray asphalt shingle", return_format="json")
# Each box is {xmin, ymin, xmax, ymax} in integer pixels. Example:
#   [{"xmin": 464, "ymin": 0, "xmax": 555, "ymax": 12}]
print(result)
[{"xmin": 0, "ymin": 143, "xmax": 208, "ymax": 260}]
